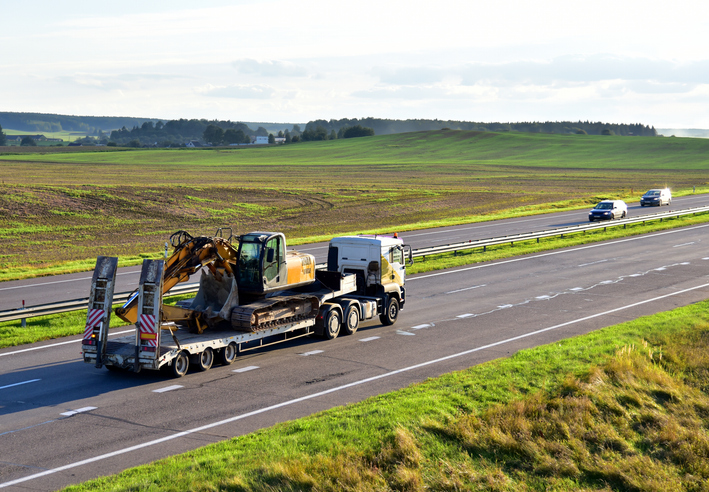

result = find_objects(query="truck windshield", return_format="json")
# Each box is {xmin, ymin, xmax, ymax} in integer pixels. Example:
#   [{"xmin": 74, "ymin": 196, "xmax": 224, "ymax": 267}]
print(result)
[{"xmin": 238, "ymin": 241, "xmax": 261, "ymax": 289}]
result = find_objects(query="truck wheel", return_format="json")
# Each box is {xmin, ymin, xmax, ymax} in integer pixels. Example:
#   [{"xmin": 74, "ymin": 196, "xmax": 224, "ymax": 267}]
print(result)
[
  {"xmin": 196, "ymin": 347, "xmax": 214, "ymax": 371},
  {"xmin": 171, "ymin": 351, "xmax": 189, "ymax": 378},
  {"xmin": 342, "ymin": 304, "xmax": 360, "ymax": 335},
  {"xmin": 379, "ymin": 296, "xmax": 399, "ymax": 326},
  {"xmin": 219, "ymin": 343, "xmax": 237, "ymax": 365},
  {"xmin": 322, "ymin": 309, "xmax": 341, "ymax": 340}
]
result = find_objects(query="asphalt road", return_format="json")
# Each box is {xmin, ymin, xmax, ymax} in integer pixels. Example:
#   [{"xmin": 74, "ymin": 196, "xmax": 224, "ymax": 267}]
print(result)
[
  {"xmin": 2, "ymin": 220, "xmax": 708, "ymax": 490},
  {"xmin": 1, "ymin": 193, "xmax": 708, "ymax": 311}
]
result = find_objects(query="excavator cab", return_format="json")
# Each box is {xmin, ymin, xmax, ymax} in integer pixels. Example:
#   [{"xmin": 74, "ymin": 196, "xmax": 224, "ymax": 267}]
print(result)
[{"xmin": 236, "ymin": 232, "xmax": 314, "ymax": 296}]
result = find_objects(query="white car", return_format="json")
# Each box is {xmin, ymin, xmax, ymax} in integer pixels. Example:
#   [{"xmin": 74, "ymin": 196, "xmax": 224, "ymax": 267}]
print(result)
[
  {"xmin": 589, "ymin": 200, "xmax": 627, "ymax": 221},
  {"xmin": 640, "ymin": 188, "xmax": 671, "ymax": 206}
]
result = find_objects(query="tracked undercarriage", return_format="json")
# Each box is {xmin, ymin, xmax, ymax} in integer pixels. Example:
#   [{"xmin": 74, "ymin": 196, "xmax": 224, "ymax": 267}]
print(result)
[{"xmin": 230, "ymin": 295, "xmax": 320, "ymax": 332}]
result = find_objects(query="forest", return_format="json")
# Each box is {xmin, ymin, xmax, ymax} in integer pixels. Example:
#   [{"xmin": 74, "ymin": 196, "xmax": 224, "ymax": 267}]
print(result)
[{"xmin": 0, "ymin": 111, "xmax": 658, "ymax": 147}]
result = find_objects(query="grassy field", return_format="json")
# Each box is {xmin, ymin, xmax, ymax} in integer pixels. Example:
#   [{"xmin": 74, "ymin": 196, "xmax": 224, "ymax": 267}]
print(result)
[
  {"xmin": 63, "ymin": 298, "xmax": 709, "ymax": 492},
  {"xmin": 1, "ymin": 131, "xmax": 708, "ymax": 281}
]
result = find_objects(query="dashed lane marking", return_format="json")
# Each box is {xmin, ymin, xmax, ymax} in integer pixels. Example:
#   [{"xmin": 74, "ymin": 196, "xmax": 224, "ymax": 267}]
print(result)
[
  {"xmin": 0, "ymin": 379, "xmax": 41, "ymax": 391},
  {"xmin": 60, "ymin": 406, "xmax": 97, "ymax": 417},
  {"xmin": 152, "ymin": 385, "xmax": 183, "ymax": 393}
]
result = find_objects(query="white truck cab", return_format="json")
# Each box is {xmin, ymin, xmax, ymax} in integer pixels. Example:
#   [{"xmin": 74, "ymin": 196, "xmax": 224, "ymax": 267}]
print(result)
[{"xmin": 327, "ymin": 234, "xmax": 410, "ymax": 303}]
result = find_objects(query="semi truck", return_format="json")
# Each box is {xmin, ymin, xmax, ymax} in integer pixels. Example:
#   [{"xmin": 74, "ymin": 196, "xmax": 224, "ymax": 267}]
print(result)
[{"xmin": 81, "ymin": 230, "xmax": 411, "ymax": 377}]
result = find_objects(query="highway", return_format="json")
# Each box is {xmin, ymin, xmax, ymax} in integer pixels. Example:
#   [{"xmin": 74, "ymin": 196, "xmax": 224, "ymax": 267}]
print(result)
[
  {"xmin": 2, "ymin": 193, "xmax": 708, "ymax": 311},
  {"xmin": 1, "ymin": 219, "xmax": 708, "ymax": 490}
]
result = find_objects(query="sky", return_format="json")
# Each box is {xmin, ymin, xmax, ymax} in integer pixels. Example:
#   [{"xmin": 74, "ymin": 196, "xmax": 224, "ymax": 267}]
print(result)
[{"xmin": 2, "ymin": 0, "xmax": 709, "ymax": 128}]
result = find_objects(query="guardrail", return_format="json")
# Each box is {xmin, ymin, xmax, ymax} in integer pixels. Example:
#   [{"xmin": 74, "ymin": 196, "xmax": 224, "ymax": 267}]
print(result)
[
  {"xmin": 414, "ymin": 205, "xmax": 709, "ymax": 258},
  {"xmin": 2, "ymin": 205, "xmax": 708, "ymax": 324}
]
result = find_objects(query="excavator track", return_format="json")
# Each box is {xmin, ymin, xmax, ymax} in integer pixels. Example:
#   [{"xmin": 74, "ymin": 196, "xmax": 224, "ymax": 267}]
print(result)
[{"xmin": 230, "ymin": 295, "xmax": 320, "ymax": 332}]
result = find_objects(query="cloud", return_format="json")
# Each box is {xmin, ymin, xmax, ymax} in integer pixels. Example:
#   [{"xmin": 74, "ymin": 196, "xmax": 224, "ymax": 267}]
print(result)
[
  {"xmin": 198, "ymin": 84, "xmax": 275, "ymax": 99},
  {"xmin": 231, "ymin": 59, "xmax": 309, "ymax": 77},
  {"xmin": 372, "ymin": 55, "xmax": 709, "ymax": 88}
]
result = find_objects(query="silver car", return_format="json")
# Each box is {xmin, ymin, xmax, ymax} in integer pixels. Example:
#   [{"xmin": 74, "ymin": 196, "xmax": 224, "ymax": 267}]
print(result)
[{"xmin": 640, "ymin": 188, "xmax": 671, "ymax": 206}]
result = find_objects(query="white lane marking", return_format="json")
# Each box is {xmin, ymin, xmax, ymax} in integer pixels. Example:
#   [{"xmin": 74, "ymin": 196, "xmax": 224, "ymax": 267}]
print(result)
[
  {"xmin": 6, "ymin": 281, "xmax": 708, "ymax": 490},
  {"xmin": 152, "ymin": 385, "xmax": 183, "ymax": 393},
  {"xmin": 536, "ymin": 295, "xmax": 551, "ymax": 300},
  {"xmin": 0, "ymin": 419, "xmax": 56, "ymax": 437},
  {"xmin": 60, "ymin": 406, "xmax": 97, "ymax": 417},
  {"xmin": 703, "ymin": 257, "xmax": 709, "ymax": 260},
  {"xmin": 233, "ymin": 366, "xmax": 259, "ymax": 373},
  {"xmin": 456, "ymin": 313, "xmax": 474, "ymax": 318},
  {"xmin": 0, "ymin": 329, "xmax": 135, "ymax": 358},
  {"xmin": 411, "ymin": 324, "xmax": 432, "ymax": 330},
  {"xmin": 680, "ymin": 262, "xmax": 690, "ymax": 265},
  {"xmin": 655, "ymin": 268, "xmax": 666, "ymax": 271},
  {"xmin": 300, "ymin": 350, "xmax": 324, "ymax": 356},
  {"xmin": 359, "ymin": 336, "xmax": 380, "ymax": 342},
  {"xmin": 578, "ymin": 259, "xmax": 608, "ymax": 267},
  {"xmin": 0, "ymin": 270, "xmax": 144, "ymax": 292},
  {"xmin": 0, "ymin": 379, "xmax": 41, "ymax": 390},
  {"xmin": 673, "ymin": 242, "xmax": 695, "ymax": 247},
  {"xmin": 498, "ymin": 304, "xmax": 513, "ymax": 309},
  {"xmin": 446, "ymin": 284, "xmax": 486, "ymax": 294},
  {"xmin": 409, "ymin": 223, "xmax": 709, "ymax": 282},
  {"xmin": 570, "ymin": 287, "xmax": 583, "ymax": 291},
  {"xmin": 600, "ymin": 280, "xmax": 613, "ymax": 284},
  {"xmin": 396, "ymin": 330, "xmax": 416, "ymax": 336}
]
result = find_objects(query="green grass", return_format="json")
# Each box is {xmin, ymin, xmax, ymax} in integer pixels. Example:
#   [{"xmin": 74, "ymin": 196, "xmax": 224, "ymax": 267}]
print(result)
[{"xmin": 63, "ymin": 297, "xmax": 709, "ymax": 492}]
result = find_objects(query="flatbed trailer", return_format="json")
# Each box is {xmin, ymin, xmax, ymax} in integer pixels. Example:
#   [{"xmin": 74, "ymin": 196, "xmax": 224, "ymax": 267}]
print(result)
[{"xmin": 81, "ymin": 260, "xmax": 393, "ymax": 377}]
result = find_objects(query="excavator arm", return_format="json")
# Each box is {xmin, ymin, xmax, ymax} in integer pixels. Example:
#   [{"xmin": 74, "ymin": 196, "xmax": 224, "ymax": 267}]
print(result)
[{"xmin": 115, "ymin": 231, "xmax": 239, "ymax": 327}]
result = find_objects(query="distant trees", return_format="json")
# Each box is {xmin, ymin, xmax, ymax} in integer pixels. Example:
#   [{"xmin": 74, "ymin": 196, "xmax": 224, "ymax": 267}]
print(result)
[
  {"xmin": 302, "ymin": 118, "xmax": 658, "ymax": 138},
  {"xmin": 20, "ymin": 136, "xmax": 36, "ymax": 146},
  {"xmin": 223, "ymin": 128, "xmax": 250, "ymax": 145},
  {"xmin": 268, "ymin": 133, "xmax": 275, "ymax": 144},
  {"xmin": 108, "ymin": 119, "xmax": 265, "ymax": 147},
  {"xmin": 340, "ymin": 125, "xmax": 375, "ymax": 139},
  {"xmin": 203, "ymin": 124, "xmax": 224, "ymax": 145},
  {"xmin": 0, "ymin": 124, "xmax": 5, "ymax": 146}
]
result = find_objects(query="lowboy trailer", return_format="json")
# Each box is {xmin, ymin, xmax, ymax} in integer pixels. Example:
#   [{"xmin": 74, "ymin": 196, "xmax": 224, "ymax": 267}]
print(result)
[{"xmin": 81, "ymin": 233, "xmax": 410, "ymax": 377}]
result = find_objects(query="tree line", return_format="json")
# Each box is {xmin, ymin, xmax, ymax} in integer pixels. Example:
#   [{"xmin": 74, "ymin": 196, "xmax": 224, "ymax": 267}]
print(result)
[{"xmin": 303, "ymin": 118, "xmax": 657, "ymax": 137}]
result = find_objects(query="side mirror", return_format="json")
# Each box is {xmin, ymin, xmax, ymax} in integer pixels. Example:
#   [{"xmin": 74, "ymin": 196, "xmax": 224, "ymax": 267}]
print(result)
[{"xmin": 266, "ymin": 248, "xmax": 274, "ymax": 263}]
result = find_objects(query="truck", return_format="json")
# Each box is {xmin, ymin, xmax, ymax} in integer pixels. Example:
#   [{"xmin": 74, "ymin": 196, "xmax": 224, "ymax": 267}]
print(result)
[{"xmin": 81, "ymin": 230, "xmax": 411, "ymax": 377}]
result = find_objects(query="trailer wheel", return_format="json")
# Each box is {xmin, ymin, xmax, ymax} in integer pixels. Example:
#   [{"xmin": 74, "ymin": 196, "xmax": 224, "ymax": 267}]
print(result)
[
  {"xmin": 342, "ymin": 304, "xmax": 360, "ymax": 335},
  {"xmin": 379, "ymin": 296, "xmax": 399, "ymax": 326},
  {"xmin": 171, "ymin": 351, "xmax": 189, "ymax": 378},
  {"xmin": 196, "ymin": 347, "xmax": 214, "ymax": 372},
  {"xmin": 219, "ymin": 343, "xmax": 237, "ymax": 365},
  {"xmin": 322, "ymin": 309, "xmax": 341, "ymax": 340}
]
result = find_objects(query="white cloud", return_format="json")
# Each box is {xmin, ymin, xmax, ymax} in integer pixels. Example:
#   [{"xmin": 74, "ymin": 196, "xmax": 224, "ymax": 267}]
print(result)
[{"xmin": 198, "ymin": 84, "xmax": 276, "ymax": 99}]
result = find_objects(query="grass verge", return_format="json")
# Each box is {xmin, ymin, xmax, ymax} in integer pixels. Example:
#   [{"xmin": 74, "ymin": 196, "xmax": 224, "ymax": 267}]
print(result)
[{"xmin": 63, "ymin": 297, "xmax": 709, "ymax": 491}]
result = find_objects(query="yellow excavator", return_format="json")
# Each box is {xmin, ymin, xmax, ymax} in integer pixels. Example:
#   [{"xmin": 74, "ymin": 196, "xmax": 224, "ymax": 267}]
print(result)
[{"xmin": 116, "ymin": 230, "xmax": 318, "ymax": 334}]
